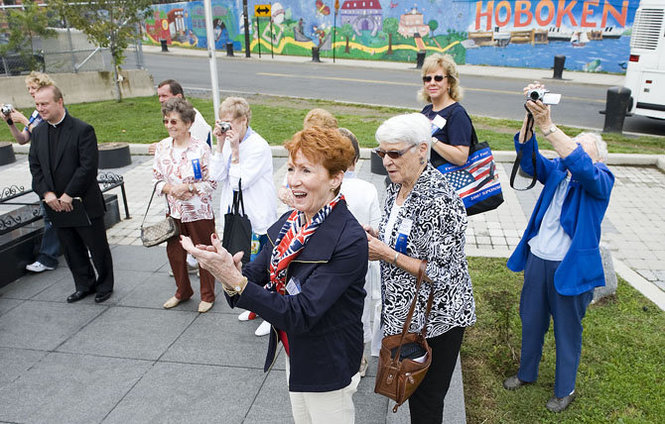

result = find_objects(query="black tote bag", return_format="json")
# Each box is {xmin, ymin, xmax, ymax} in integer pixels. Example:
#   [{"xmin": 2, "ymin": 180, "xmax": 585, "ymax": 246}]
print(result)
[{"xmin": 222, "ymin": 179, "xmax": 252, "ymax": 265}]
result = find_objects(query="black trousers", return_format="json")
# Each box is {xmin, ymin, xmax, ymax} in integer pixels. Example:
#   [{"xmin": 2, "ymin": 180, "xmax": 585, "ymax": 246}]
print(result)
[
  {"xmin": 56, "ymin": 216, "xmax": 114, "ymax": 294},
  {"xmin": 408, "ymin": 326, "xmax": 465, "ymax": 424}
]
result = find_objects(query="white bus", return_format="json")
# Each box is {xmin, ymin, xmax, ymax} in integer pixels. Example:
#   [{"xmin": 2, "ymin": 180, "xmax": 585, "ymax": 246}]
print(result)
[{"xmin": 624, "ymin": 0, "xmax": 665, "ymax": 120}]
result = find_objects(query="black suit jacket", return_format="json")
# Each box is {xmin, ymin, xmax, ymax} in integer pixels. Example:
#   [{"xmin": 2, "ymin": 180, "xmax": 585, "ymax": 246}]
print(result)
[{"xmin": 29, "ymin": 113, "xmax": 105, "ymax": 219}]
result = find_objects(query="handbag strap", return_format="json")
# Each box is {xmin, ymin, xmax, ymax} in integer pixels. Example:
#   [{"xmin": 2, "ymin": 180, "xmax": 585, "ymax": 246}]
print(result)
[
  {"xmin": 392, "ymin": 260, "xmax": 434, "ymax": 363},
  {"xmin": 232, "ymin": 179, "xmax": 246, "ymax": 215},
  {"xmin": 509, "ymin": 108, "xmax": 538, "ymax": 190},
  {"xmin": 141, "ymin": 182, "xmax": 171, "ymax": 227}
]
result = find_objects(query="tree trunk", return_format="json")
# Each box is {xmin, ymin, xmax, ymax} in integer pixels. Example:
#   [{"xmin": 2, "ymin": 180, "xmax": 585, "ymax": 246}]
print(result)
[
  {"xmin": 388, "ymin": 34, "xmax": 393, "ymax": 55},
  {"xmin": 111, "ymin": 45, "xmax": 122, "ymax": 102},
  {"xmin": 345, "ymin": 37, "xmax": 349, "ymax": 53}
]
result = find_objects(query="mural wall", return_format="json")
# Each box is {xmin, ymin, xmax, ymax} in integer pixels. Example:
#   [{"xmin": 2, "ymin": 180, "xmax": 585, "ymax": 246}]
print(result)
[{"xmin": 143, "ymin": 0, "xmax": 639, "ymax": 73}]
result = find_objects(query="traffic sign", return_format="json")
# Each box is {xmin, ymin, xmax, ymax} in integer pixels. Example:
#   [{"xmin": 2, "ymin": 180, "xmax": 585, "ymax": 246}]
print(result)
[{"xmin": 254, "ymin": 4, "xmax": 271, "ymax": 17}]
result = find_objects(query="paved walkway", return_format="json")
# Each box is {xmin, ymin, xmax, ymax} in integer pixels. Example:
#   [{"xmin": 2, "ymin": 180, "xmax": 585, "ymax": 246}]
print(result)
[{"xmin": 2, "ymin": 143, "xmax": 665, "ymax": 423}]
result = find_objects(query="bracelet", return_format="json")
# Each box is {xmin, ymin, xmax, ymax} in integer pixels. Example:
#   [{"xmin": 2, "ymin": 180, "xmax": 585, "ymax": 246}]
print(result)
[{"xmin": 392, "ymin": 252, "xmax": 399, "ymax": 266}]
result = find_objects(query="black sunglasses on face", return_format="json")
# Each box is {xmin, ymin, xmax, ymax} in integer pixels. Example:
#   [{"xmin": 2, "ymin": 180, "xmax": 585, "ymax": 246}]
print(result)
[
  {"xmin": 373, "ymin": 145, "xmax": 416, "ymax": 159},
  {"xmin": 422, "ymin": 75, "xmax": 447, "ymax": 83}
]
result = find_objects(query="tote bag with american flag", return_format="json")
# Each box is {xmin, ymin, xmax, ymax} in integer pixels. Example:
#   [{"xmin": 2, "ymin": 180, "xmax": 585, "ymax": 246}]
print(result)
[{"xmin": 435, "ymin": 130, "xmax": 504, "ymax": 216}]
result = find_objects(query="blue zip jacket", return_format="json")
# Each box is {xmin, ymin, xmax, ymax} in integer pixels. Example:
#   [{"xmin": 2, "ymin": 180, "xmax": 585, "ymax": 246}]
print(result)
[
  {"xmin": 226, "ymin": 200, "xmax": 368, "ymax": 392},
  {"xmin": 507, "ymin": 133, "xmax": 614, "ymax": 296}
]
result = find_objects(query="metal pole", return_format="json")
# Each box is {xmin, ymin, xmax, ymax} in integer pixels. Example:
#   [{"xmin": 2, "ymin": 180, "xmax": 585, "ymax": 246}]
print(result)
[
  {"xmin": 269, "ymin": 6, "xmax": 274, "ymax": 59},
  {"xmin": 257, "ymin": 17, "xmax": 262, "ymax": 58},
  {"xmin": 333, "ymin": 11, "xmax": 337, "ymax": 63},
  {"xmin": 243, "ymin": 0, "xmax": 251, "ymax": 57},
  {"xmin": 203, "ymin": 0, "xmax": 220, "ymax": 119}
]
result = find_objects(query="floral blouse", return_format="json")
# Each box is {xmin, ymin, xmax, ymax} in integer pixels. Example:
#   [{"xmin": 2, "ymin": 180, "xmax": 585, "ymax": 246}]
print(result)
[
  {"xmin": 153, "ymin": 136, "xmax": 217, "ymax": 223},
  {"xmin": 379, "ymin": 165, "xmax": 476, "ymax": 338}
]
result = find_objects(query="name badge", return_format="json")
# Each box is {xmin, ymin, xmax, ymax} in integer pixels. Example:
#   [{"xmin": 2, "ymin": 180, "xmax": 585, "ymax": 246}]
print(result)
[
  {"xmin": 286, "ymin": 277, "xmax": 302, "ymax": 295},
  {"xmin": 431, "ymin": 115, "xmax": 447, "ymax": 135},
  {"xmin": 394, "ymin": 218, "xmax": 413, "ymax": 254},
  {"xmin": 191, "ymin": 158, "xmax": 202, "ymax": 180}
]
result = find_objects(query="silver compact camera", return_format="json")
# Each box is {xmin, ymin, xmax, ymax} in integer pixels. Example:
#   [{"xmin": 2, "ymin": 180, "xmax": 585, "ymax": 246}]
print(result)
[
  {"xmin": 218, "ymin": 121, "xmax": 231, "ymax": 132},
  {"xmin": 526, "ymin": 89, "xmax": 561, "ymax": 105},
  {"xmin": 1, "ymin": 104, "xmax": 13, "ymax": 116}
]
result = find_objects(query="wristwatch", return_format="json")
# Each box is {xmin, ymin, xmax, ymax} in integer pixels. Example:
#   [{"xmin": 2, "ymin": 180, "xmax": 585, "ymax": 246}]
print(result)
[
  {"xmin": 543, "ymin": 125, "xmax": 558, "ymax": 136},
  {"xmin": 188, "ymin": 184, "xmax": 194, "ymax": 193},
  {"xmin": 431, "ymin": 137, "xmax": 439, "ymax": 145}
]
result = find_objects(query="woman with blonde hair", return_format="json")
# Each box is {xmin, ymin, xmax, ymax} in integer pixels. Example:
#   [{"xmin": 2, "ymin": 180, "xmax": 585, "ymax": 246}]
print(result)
[{"xmin": 418, "ymin": 54, "xmax": 473, "ymax": 167}]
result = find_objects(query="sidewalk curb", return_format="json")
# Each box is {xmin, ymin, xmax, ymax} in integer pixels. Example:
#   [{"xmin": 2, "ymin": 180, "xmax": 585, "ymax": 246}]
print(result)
[{"xmin": 141, "ymin": 45, "xmax": 624, "ymax": 87}]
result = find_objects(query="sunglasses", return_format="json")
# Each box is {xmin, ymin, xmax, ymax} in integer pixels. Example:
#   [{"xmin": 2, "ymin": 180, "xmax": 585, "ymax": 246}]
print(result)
[
  {"xmin": 163, "ymin": 118, "xmax": 181, "ymax": 126},
  {"xmin": 422, "ymin": 75, "xmax": 447, "ymax": 83},
  {"xmin": 373, "ymin": 145, "xmax": 416, "ymax": 159}
]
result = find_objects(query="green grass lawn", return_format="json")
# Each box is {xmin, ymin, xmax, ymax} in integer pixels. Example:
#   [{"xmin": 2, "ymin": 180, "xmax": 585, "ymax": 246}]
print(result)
[
  {"xmin": 2, "ymin": 94, "xmax": 664, "ymax": 154},
  {"xmin": 465, "ymin": 256, "xmax": 665, "ymax": 423}
]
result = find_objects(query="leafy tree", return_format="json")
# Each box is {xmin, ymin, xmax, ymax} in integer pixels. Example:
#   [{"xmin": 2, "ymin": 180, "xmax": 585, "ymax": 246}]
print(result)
[
  {"xmin": 383, "ymin": 18, "xmax": 398, "ymax": 55},
  {"xmin": 50, "ymin": 0, "xmax": 153, "ymax": 101},
  {"xmin": 428, "ymin": 20, "xmax": 438, "ymax": 38},
  {"xmin": 339, "ymin": 23, "xmax": 354, "ymax": 54},
  {"xmin": 3, "ymin": 1, "xmax": 55, "ymax": 71}
]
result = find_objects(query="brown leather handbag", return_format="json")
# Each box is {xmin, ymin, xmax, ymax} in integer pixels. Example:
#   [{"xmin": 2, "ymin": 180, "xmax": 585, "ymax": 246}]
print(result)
[{"xmin": 374, "ymin": 260, "xmax": 435, "ymax": 413}]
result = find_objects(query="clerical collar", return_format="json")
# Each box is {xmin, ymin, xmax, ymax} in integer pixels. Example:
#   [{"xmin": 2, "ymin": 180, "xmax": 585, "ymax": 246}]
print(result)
[{"xmin": 49, "ymin": 112, "xmax": 66, "ymax": 128}]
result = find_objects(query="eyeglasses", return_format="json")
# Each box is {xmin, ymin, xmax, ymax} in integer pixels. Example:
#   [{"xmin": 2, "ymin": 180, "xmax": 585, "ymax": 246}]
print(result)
[
  {"xmin": 373, "ymin": 145, "xmax": 416, "ymax": 159},
  {"xmin": 422, "ymin": 75, "xmax": 447, "ymax": 83},
  {"xmin": 163, "ymin": 118, "xmax": 181, "ymax": 126}
]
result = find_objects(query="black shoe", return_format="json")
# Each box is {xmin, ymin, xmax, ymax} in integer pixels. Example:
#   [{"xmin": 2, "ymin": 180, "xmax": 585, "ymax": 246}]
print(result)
[
  {"xmin": 94, "ymin": 291, "xmax": 112, "ymax": 303},
  {"xmin": 67, "ymin": 290, "xmax": 91, "ymax": 303}
]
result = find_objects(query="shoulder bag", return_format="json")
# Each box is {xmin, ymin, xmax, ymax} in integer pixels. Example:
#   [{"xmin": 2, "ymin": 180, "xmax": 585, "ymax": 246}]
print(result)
[
  {"xmin": 222, "ymin": 179, "xmax": 252, "ymax": 264},
  {"xmin": 140, "ymin": 182, "xmax": 179, "ymax": 247},
  {"xmin": 431, "ymin": 104, "xmax": 504, "ymax": 216},
  {"xmin": 375, "ymin": 260, "xmax": 434, "ymax": 413}
]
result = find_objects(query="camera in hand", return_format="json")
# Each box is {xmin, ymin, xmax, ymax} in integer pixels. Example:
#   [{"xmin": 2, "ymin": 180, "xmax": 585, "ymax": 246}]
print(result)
[
  {"xmin": 526, "ymin": 89, "xmax": 561, "ymax": 105},
  {"xmin": 1, "ymin": 104, "xmax": 13, "ymax": 125},
  {"xmin": 219, "ymin": 122, "xmax": 231, "ymax": 132}
]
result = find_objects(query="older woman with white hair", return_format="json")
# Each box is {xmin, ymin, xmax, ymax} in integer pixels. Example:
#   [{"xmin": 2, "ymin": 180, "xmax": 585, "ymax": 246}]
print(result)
[
  {"xmin": 502, "ymin": 84, "xmax": 614, "ymax": 413},
  {"xmin": 365, "ymin": 113, "xmax": 476, "ymax": 424}
]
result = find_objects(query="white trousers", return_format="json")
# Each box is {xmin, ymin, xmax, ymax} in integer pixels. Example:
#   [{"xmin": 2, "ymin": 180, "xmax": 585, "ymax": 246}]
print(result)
[{"xmin": 285, "ymin": 357, "xmax": 360, "ymax": 424}]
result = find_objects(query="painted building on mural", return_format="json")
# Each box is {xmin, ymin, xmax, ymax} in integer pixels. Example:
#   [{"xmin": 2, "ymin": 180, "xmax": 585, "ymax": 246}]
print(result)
[
  {"xmin": 340, "ymin": 0, "xmax": 383, "ymax": 36},
  {"xmin": 143, "ymin": 0, "xmax": 640, "ymax": 73}
]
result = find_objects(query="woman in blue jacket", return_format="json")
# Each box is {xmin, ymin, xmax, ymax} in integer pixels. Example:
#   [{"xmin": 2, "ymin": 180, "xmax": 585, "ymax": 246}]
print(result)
[
  {"xmin": 181, "ymin": 126, "xmax": 367, "ymax": 424},
  {"xmin": 503, "ymin": 83, "xmax": 614, "ymax": 413}
]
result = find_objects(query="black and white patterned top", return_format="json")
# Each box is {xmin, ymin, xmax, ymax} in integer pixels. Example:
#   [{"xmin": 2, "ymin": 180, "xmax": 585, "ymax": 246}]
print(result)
[{"xmin": 379, "ymin": 165, "xmax": 476, "ymax": 338}]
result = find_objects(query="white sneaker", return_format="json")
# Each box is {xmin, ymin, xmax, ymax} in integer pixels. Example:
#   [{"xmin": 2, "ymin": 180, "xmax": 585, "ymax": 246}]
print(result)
[
  {"xmin": 26, "ymin": 261, "xmax": 55, "ymax": 273},
  {"xmin": 186, "ymin": 254, "xmax": 198, "ymax": 268},
  {"xmin": 255, "ymin": 320, "xmax": 271, "ymax": 336},
  {"xmin": 238, "ymin": 311, "xmax": 257, "ymax": 321}
]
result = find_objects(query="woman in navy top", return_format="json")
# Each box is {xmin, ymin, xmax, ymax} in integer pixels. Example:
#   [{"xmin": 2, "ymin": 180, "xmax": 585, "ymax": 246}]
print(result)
[{"xmin": 419, "ymin": 54, "xmax": 473, "ymax": 167}]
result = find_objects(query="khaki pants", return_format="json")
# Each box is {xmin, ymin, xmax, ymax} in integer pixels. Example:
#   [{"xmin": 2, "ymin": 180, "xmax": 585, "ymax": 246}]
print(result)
[{"xmin": 285, "ymin": 357, "xmax": 360, "ymax": 424}]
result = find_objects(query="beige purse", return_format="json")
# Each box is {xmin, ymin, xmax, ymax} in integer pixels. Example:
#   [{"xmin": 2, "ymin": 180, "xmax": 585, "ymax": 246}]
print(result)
[{"xmin": 140, "ymin": 182, "xmax": 179, "ymax": 247}]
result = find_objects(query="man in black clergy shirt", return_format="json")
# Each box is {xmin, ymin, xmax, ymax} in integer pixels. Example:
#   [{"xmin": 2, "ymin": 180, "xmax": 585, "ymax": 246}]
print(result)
[{"xmin": 28, "ymin": 85, "xmax": 114, "ymax": 303}]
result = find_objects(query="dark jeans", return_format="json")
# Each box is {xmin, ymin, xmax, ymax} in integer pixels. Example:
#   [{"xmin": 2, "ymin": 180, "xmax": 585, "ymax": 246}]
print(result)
[
  {"xmin": 36, "ymin": 205, "xmax": 60, "ymax": 268},
  {"xmin": 408, "ymin": 326, "xmax": 465, "ymax": 424}
]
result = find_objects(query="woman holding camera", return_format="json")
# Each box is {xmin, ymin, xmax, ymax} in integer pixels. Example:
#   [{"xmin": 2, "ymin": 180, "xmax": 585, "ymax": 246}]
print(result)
[
  {"xmin": 153, "ymin": 97, "xmax": 217, "ymax": 313},
  {"xmin": 209, "ymin": 97, "xmax": 277, "ymax": 335},
  {"xmin": 419, "ymin": 54, "xmax": 473, "ymax": 167}
]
